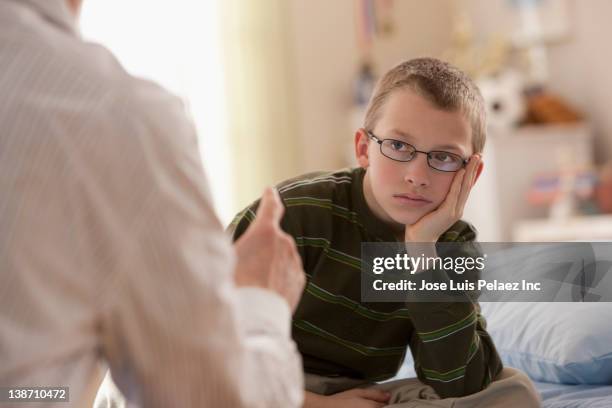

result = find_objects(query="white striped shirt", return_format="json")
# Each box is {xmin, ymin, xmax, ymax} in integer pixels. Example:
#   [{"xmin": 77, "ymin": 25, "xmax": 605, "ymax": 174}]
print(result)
[{"xmin": 0, "ymin": 1, "xmax": 303, "ymax": 406}]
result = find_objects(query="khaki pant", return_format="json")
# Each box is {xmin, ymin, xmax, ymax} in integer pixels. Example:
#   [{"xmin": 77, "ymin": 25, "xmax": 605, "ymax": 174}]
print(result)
[{"xmin": 305, "ymin": 367, "xmax": 541, "ymax": 408}]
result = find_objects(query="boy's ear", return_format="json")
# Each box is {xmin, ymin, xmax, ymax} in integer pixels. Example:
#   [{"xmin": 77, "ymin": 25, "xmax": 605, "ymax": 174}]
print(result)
[
  {"xmin": 472, "ymin": 157, "xmax": 484, "ymax": 187},
  {"xmin": 354, "ymin": 128, "xmax": 370, "ymax": 168}
]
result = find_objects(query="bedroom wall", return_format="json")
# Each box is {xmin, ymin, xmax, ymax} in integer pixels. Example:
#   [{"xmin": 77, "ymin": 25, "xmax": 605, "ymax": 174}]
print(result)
[
  {"xmin": 287, "ymin": 0, "xmax": 455, "ymax": 174},
  {"xmin": 464, "ymin": 0, "xmax": 612, "ymax": 164},
  {"xmin": 546, "ymin": 0, "xmax": 612, "ymax": 163}
]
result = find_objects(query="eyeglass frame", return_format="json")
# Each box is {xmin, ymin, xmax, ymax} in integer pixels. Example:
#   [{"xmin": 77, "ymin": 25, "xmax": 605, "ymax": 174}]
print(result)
[{"xmin": 365, "ymin": 130, "xmax": 468, "ymax": 173}]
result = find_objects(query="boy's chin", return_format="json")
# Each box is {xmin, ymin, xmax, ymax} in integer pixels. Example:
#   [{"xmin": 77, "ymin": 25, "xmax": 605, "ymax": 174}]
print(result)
[{"xmin": 387, "ymin": 210, "xmax": 427, "ymax": 228}]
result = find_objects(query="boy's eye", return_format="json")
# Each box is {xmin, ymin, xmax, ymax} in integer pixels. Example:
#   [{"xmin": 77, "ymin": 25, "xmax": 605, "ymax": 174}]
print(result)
[
  {"xmin": 431, "ymin": 152, "xmax": 456, "ymax": 163},
  {"xmin": 389, "ymin": 140, "xmax": 409, "ymax": 151}
]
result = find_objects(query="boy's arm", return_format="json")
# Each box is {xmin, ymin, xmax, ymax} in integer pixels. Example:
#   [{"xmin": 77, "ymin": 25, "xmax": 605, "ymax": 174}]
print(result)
[
  {"xmin": 406, "ymin": 232, "xmax": 503, "ymax": 398},
  {"xmin": 408, "ymin": 299, "xmax": 502, "ymax": 398},
  {"xmin": 401, "ymin": 154, "xmax": 502, "ymax": 397}
]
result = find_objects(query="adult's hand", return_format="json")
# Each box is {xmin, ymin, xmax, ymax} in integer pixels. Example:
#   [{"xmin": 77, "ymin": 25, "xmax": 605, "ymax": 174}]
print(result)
[{"xmin": 234, "ymin": 187, "xmax": 306, "ymax": 311}]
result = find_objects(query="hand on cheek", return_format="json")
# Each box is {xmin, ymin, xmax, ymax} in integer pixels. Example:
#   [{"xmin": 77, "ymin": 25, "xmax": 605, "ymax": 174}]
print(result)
[{"xmin": 404, "ymin": 154, "xmax": 481, "ymax": 242}]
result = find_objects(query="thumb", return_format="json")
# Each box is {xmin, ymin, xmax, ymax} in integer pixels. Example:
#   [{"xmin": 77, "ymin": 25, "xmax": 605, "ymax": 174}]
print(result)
[{"xmin": 254, "ymin": 187, "xmax": 284, "ymax": 226}]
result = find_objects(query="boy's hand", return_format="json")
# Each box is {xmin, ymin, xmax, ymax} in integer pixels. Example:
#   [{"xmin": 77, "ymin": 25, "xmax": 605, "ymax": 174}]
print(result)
[
  {"xmin": 405, "ymin": 154, "xmax": 481, "ymax": 243},
  {"xmin": 234, "ymin": 187, "xmax": 306, "ymax": 311},
  {"xmin": 303, "ymin": 389, "xmax": 390, "ymax": 408}
]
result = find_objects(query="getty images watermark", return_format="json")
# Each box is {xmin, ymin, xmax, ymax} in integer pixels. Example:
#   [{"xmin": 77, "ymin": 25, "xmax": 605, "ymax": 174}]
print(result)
[{"xmin": 361, "ymin": 242, "xmax": 612, "ymax": 302}]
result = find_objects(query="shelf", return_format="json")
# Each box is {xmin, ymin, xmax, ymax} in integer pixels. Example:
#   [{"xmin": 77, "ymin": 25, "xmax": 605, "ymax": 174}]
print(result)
[{"xmin": 513, "ymin": 214, "xmax": 612, "ymax": 241}]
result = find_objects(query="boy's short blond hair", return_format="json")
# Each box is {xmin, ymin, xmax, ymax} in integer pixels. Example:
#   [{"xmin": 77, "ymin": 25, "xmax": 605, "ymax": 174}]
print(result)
[{"xmin": 364, "ymin": 57, "xmax": 486, "ymax": 154}]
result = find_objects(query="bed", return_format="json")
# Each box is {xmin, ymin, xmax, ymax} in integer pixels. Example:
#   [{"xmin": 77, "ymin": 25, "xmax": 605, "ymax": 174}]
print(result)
[
  {"xmin": 388, "ymin": 240, "xmax": 612, "ymax": 407},
  {"xmin": 390, "ymin": 358, "xmax": 612, "ymax": 407},
  {"xmin": 535, "ymin": 381, "xmax": 612, "ymax": 408}
]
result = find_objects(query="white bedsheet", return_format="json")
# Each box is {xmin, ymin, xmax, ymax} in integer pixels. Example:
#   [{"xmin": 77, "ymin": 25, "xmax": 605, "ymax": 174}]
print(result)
[{"xmin": 535, "ymin": 381, "xmax": 612, "ymax": 408}]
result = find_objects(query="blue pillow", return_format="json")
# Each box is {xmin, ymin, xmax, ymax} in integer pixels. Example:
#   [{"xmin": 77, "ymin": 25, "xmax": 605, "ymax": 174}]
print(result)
[{"xmin": 480, "ymin": 302, "xmax": 612, "ymax": 385}]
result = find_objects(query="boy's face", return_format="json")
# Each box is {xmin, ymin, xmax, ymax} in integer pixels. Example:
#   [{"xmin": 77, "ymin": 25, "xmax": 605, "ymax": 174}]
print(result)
[{"xmin": 356, "ymin": 88, "xmax": 479, "ymax": 227}]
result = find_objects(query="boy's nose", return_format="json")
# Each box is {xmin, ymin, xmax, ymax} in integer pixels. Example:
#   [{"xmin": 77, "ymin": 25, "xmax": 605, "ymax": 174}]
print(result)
[{"xmin": 403, "ymin": 153, "xmax": 430, "ymax": 187}]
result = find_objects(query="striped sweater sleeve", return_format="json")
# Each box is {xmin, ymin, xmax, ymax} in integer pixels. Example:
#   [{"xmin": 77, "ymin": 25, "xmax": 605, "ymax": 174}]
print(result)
[
  {"xmin": 406, "ymin": 229, "xmax": 503, "ymax": 398},
  {"xmin": 228, "ymin": 203, "xmax": 258, "ymax": 238},
  {"xmin": 228, "ymin": 199, "xmax": 305, "ymax": 261}
]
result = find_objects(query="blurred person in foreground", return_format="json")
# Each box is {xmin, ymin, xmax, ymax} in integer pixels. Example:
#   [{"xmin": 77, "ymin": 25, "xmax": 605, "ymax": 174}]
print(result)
[{"xmin": 0, "ymin": 0, "xmax": 306, "ymax": 406}]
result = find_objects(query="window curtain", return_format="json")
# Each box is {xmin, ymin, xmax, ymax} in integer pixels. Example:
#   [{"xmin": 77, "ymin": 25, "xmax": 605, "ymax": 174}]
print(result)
[{"xmin": 221, "ymin": 0, "xmax": 301, "ymax": 213}]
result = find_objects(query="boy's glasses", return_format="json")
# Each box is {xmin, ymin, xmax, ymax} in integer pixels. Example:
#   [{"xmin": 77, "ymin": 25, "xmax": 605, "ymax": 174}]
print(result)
[{"xmin": 367, "ymin": 130, "xmax": 468, "ymax": 172}]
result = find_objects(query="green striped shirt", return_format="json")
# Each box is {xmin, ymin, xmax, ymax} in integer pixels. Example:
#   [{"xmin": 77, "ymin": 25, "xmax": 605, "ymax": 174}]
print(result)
[{"xmin": 230, "ymin": 167, "xmax": 502, "ymax": 398}]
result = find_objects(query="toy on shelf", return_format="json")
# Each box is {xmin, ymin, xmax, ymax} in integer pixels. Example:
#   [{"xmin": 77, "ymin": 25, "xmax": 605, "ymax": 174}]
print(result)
[
  {"xmin": 527, "ymin": 146, "xmax": 597, "ymax": 219},
  {"xmin": 523, "ymin": 88, "xmax": 582, "ymax": 125},
  {"xmin": 595, "ymin": 161, "xmax": 612, "ymax": 214}
]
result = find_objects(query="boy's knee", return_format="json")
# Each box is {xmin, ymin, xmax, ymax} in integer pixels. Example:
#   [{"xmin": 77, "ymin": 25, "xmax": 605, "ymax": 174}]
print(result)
[{"xmin": 495, "ymin": 367, "xmax": 540, "ymax": 407}]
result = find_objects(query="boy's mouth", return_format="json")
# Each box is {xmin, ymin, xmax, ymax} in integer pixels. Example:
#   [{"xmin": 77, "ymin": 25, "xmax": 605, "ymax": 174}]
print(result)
[{"xmin": 392, "ymin": 193, "xmax": 432, "ymax": 206}]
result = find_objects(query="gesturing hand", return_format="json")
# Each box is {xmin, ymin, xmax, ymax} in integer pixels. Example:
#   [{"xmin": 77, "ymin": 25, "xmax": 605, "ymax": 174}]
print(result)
[
  {"xmin": 234, "ymin": 187, "xmax": 306, "ymax": 311},
  {"xmin": 405, "ymin": 154, "xmax": 482, "ymax": 243}
]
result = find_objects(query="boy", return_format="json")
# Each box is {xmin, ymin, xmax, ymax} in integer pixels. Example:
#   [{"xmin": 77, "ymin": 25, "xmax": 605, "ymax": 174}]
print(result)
[{"xmin": 230, "ymin": 58, "xmax": 539, "ymax": 407}]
